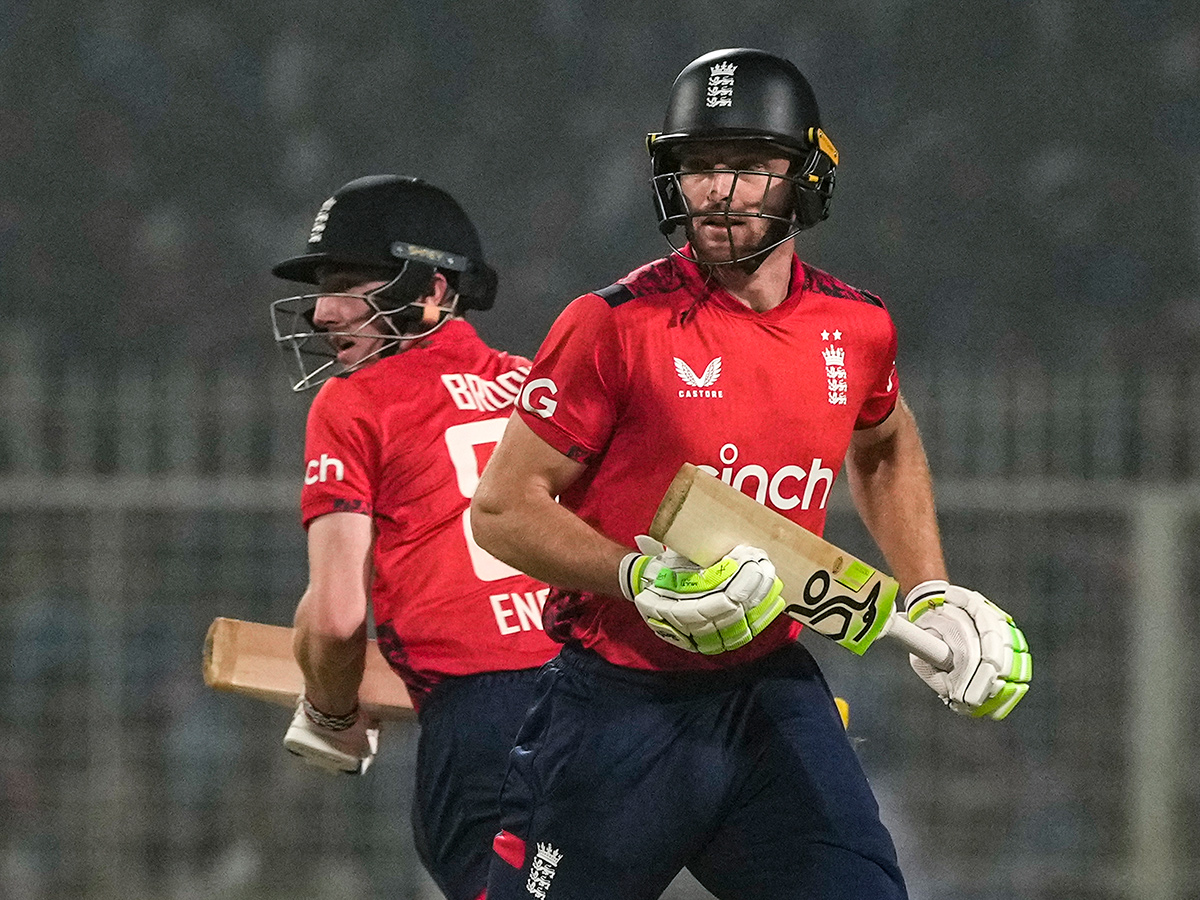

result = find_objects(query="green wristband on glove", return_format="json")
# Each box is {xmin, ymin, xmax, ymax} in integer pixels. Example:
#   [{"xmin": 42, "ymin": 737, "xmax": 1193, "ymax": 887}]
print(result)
[{"xmin": 634, "ymin": 547, "xmax": 785, "ymax": 655}]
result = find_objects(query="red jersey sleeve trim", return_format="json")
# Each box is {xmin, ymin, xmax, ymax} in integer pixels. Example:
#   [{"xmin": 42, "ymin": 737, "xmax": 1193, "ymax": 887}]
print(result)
[
  {"xmin": 517, "ymin": 407, "xmax": 602, "ymax": 465},
  {"xmin": 854, "ymin": 400, "xmax": 897, "ymax": 431},
  {"xmin": 301, "ymin": 498, "xmax": 374, "ymax": 527}
]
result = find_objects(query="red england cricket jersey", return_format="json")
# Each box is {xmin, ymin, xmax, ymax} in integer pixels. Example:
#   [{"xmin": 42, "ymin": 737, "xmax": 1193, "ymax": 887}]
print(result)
[
  {"xmin": 516, "ymin": 251, "xmax": 899, "ymax": 671},
  {"xmin": 301, "ymin": 319, "xmax": 559, "ymax": 707}
]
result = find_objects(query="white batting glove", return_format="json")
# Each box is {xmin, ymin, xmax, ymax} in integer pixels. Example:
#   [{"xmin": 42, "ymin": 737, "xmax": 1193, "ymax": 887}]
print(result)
[
  {"xmin": 284, "ymin": 696, "xmax": 380, "ymax": 775},
  {"xmin": 620, "ymin": 538, "xmax": 785, "ymax": 655},
  {"xmin": 905, "ymin": 580, "xmax": 1032, "ymax": 720},
  {"xmin": 619, "ymin": 535, "xmax": 701, "ymax": 600}
]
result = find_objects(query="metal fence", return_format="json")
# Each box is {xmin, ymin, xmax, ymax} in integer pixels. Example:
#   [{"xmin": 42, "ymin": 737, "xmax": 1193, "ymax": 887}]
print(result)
[{"xmin": 1, "ymin": 327, "xmax": 1194, "ymax": 900}]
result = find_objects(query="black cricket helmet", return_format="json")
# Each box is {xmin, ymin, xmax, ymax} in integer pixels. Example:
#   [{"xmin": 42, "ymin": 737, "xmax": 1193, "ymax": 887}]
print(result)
[
  {"xmin": 269, "ymin": 175, "xmax": 498, "ymax": 390},
  {"xmin": 646, "ymin": 48, "xmax": 839, "ymax": 262}
]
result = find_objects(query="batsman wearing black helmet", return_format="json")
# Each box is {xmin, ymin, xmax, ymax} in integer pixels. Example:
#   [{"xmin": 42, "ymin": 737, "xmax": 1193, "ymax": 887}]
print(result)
[
  {"xmin": 472, "ymin": 49, "xmax": 1031, "ymax": 899},
  {"xmin": 647, "ymin": 48, "xmax": 838, "ymax": 263},
  {"xmin": 271, "ymin": 174, "xmax": 501, "ymax": 391},
  {"xmin": 271, "ymin": 175, "xmax": 559, "ymax": 900}
]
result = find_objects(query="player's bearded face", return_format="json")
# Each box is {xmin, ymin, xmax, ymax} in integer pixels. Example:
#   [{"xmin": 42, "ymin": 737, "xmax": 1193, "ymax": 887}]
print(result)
[
  {"xmin": 311, "ymin": 282, "xmax": 393, "ymax": 369},
  {"xmin": 676, "ymin": 143, "xmax": 795, "ymax": 264}
]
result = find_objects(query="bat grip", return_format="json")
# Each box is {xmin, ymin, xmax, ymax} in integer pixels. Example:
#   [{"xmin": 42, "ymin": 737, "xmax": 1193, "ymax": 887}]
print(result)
[{"xmin": 885, "ymin": 615, "xmax": 954, "ymax": 670}]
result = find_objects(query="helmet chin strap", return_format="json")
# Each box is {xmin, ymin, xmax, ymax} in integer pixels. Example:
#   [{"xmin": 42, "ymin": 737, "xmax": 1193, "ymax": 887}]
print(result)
[
  {"xmin": 381, "ymin": 290, "xmax": 461, "ymax": 341},
  {"xmin": 365, "ymin": 261, "xmax": 457, "ymax": 336},
  {"xmin": 419, "ymin": 299, "xmax": 445, "ymax": 326}
]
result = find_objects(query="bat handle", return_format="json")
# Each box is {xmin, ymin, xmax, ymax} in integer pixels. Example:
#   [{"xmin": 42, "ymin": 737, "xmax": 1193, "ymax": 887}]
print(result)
[{"xmin": 885, "ymin": 615, "xmax": 954, "ymax": 670}]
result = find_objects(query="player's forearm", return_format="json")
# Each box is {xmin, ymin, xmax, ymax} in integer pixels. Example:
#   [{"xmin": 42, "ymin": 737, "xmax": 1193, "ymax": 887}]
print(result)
[
  {"xmin": 294, "ymin": 512, "xmax": 374, "ymax": 713},
  {"xmin": 473, "ymin": 415, "xmax": 632, "ymax": 596},
  {"xmin": 292, "ymin": 589, "xmax": 368, "ymax": 716},
  {"xmin": 472, "ymin": 491, "xmax": 630, "ymax": 597},
  {"xmin": 846, "ymin": 399, "xmax": 947, "ymax": 593}
]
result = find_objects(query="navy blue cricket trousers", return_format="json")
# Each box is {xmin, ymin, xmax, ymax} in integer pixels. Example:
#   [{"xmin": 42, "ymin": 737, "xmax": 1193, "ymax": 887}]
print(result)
[
  {"xmin": 412, "ymin": 667, "xmax": 545, "ymax": 900},
  {"xmin": 487, "ymin": 642, "xmax": 906, "ymax": 900}
]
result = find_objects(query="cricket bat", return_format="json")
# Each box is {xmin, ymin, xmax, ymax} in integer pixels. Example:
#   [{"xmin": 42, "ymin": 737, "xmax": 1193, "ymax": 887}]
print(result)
[
  {"xmin": 649, "ymin": 464, "xmax": 954, "ymax": 669},
  {"xmin": 203, "ymin": 617, "xmax": 415, "ymax": 719}
]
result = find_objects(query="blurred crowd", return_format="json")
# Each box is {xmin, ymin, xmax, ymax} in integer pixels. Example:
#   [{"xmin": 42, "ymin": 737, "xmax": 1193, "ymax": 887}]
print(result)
[{"xmin": 3, "ymin": 0, "xmax": 1198, "ymax": 370}]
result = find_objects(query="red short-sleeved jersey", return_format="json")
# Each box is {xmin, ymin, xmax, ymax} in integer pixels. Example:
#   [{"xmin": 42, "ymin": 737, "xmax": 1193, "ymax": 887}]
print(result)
[
  {"xmin": 516, "ymin": 251, "xmax": 899, "ymax": 671},
  {"xmin": 301, "ymin": 319, "xmax": 559, "ymax": 706}
]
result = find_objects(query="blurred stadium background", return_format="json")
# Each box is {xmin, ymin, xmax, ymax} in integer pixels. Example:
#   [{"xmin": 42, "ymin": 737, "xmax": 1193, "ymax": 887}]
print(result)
[{"xmin": 2, "ymin": 1, "xmax": 1198, "ymax": 898}]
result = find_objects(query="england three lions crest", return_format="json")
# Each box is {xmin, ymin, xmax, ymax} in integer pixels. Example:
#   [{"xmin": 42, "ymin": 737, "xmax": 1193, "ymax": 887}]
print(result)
[
  {"xmin": 821, "ymin": 329, "xmax": 847, "ymax": 406},
  {"xmin": 706, "ymin": 61, "xmax": 736, "ymax": 107}
]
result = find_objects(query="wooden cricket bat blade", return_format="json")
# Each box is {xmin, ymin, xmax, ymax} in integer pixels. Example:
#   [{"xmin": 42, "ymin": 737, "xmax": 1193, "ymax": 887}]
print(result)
[
  {"xmin": 203, "ymin": 617, "xmax": 415, "ymax": 719},
  {"xmin": 650, "ymin": 464, "xmax": 952, "ymax": 669}
]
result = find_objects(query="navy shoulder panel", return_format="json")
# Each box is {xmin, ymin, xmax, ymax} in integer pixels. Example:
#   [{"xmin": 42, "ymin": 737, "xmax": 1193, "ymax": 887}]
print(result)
[{"xmin": 594, "ymin": 282, "xmax": 635, "ymax": 308}]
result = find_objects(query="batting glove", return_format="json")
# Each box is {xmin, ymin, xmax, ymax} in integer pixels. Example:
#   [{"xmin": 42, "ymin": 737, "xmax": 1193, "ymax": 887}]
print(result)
[
  {"xmin": 620, "ymin": 537, "xmax": 785, "ymax": 655},
  {"xmin": 284, "ymin": 696, "xmax": 380, "ymax": 775},
  {"xmin": 619, "ymin": 535, "xmax": 702, "ymax": 601},
  {"xmin": 905, "ymin": 580, "xmax": 1032, "ymax": 720}
]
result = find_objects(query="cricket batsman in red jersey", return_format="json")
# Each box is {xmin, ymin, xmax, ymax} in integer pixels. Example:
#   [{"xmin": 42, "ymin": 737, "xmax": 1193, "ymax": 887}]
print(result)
[
  {"xmin": 472, "ymin": 49, "xmax": 1032, "ymax": 898},
  {"xmin": 269, "ymin": 175, "xmax": 559, "ymax": 900}
]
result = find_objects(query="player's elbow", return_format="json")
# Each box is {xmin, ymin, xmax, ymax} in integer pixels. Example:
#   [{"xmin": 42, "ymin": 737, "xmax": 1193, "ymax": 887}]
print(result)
[
  {"xmin": 295, "ymin": 585, "xmax": 368, "ymax": 644},
  {"xmin": 468, "ymin": 486, "xmax": 509, "ymax": 558},
  {"xmin": 470, "ymin": 473, "xmax": 541, "ymax": 568}
]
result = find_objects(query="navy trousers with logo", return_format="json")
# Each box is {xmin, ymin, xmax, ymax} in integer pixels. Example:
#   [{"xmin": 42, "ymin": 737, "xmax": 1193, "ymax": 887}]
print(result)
[
  {"xmin": 486, "ymin": 642, "xmax": 906, "ymax": 900},
  {"xmin": 412, "ymin": 667, "xmax": 545, "ymax": 900}
]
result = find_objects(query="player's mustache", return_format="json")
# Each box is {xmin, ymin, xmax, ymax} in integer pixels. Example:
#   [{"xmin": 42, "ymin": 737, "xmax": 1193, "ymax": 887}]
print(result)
[
  {"xmin": 691, "ymin": 204, "xmax": 750, "ymax": 219},
  {"xmin": 691, "ymin": 210, "xmax": 756, "ymax": 226}
]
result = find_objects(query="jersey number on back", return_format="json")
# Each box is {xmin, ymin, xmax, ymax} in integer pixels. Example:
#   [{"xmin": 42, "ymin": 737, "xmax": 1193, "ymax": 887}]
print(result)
[{"xmin": 444, "ymin": 418, "xmax": 523, "ymax": 582}]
